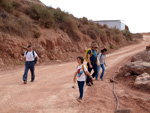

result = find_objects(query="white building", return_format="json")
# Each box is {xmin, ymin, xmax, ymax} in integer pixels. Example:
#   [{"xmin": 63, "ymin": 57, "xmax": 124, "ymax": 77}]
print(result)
[{"xmin": 94, "ymin": 20, "xmax": 125, "ymax": 30}]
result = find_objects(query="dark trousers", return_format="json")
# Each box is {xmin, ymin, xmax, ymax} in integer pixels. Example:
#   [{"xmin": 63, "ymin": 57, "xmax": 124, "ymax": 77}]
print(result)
[
  {"xmin": 23, "ymin": 61, "xmax": 35, "ymax": 81},
  {"xmin": 86, "ymin": 62, "xmax": 98, "ymax": 83},
  {"xmin": 78, "ymin": 81, "xmax": 85, "ymax": 99}
]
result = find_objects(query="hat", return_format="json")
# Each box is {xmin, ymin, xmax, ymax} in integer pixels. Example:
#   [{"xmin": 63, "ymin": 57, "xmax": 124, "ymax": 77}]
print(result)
[
  {"xmin": 27, "ymin": 45, "xmax": 32, "ymax": 48},
  {"xmin": 91, "ymin": 42, "xmax": 98, "ymax": 48}
]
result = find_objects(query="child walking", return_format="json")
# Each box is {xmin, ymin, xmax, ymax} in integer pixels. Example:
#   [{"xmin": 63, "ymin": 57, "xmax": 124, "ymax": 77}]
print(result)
[{"xmin": 73, "ymin": 56, "xmax": 94, "ymax": 102}]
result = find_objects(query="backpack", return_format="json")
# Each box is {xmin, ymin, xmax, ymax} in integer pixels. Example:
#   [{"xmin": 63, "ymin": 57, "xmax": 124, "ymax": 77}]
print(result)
[
  {"xmin": 76, "ymin": 64, "xmax": 88, "ymax": 76},
  {"xmin": 26, "ymin": 50, "xmax": 37, "ymax": 64},
  {"xmin": 85, "ymin": 48, "xmax": 93, "ymax": 62},
  {"xmin": 82, "ymin": 64, "xmax": 88, "ymax": 76}
]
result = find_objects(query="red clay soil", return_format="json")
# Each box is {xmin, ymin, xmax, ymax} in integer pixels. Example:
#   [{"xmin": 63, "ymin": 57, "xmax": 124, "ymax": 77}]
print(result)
[{"xmin": 0, "ymin": 36, "xmax": 150, "ymax": 113}]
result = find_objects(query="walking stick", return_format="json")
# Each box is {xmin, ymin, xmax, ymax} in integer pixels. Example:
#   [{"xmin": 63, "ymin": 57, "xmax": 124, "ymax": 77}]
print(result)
[{"xmin": 72, "ymin": 77, "xmax": 76, "ymax": 88}]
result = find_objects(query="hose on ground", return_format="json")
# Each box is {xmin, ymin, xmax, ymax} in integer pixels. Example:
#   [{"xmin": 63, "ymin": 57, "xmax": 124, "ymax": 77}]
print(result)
[
  {"xmin": 112, "ymin": 75, "xmax": 119, "ymax": 111},
  {"xmin": 111, "ymin": 67, "xmax": 121, "ymax": 111}
]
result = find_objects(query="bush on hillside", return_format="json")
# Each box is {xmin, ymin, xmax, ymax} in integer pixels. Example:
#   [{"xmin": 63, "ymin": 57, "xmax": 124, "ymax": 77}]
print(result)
[
  {"xmin": 27, "ymin": 4, "xmax": 54, "ymax": 28},
  {"xmin": 79, "ymin": 17, "xmax": 89, "ymax": 25},
  {"xmin": 122, "ymin": 30, "xmax": 133, "ymax": 41},
  {"xmin": 63, "ymin": 16, "xmax": 82, "ymax": 40},
  {"xmin": 133, "ymin": 33, "xmax": 143, "ymax": 39},
  {"xmin": 53, "ymin": 8, "xmax": 67, "ymax": 23},
  {"xmin": 0, "ymin": 0, "xmax": 20, "ymax": 13},
  {"xmin": 0, "ymin": 12, "xmax": 40, "ymax": 38}
]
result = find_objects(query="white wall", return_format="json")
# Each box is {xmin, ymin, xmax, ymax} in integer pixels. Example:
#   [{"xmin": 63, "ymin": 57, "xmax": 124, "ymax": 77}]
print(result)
[{"xmin": 95, "ymin": 20, "xmax": 125, "ymax": 30}]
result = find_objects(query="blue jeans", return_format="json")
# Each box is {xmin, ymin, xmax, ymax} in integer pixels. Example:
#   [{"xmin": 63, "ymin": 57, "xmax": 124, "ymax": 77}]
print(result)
[
  {"xmin": 100, "ymin": 64, "xmax": 105, "ymax": 79},
  {"xmin": 86, "ymin": 62, "xmax": 98, "ymax": 83},
  {"xmin": 23, "ymin": 61, "xmax": 35, "ymax": 82},
  {"xmin": 78, "ymin": 81, "xmax": 85, "ymax": 99},
  {"xmin": 96, "ymin": 66, "xmax": 100, "ymax": 80}
]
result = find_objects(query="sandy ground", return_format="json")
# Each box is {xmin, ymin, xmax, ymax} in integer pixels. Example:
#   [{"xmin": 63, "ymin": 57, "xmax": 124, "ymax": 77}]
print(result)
[{"xmin": 0, "ymin": 36, "xmax": 150, "ymax": 113}]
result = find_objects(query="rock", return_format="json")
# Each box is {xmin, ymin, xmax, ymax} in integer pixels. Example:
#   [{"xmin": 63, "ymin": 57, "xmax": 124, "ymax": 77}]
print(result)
[
  {"xmin": 124, "ymin": 73, "xmax": 131, "ymax": 77},
  {"xmin": 115, "ymin": 109, "xmax": 131, "ymax": 113},
  {"xmin": 124, "ymin": 61, "xmax": 150, "ymax": 75},
  {"xmin": 131, "ymin": 51, "xmax": 150, "ymax": 62},
  {"xmin": 0, "ymin": 58, "xmax": 4, "ymax": 65},
  {"xmin": 134, "ymin": 73, "xmax": 150, "ymax": 90},
  {"xmin": 146, "ymin": 45, "xmax": 150, "ymax": 51}
]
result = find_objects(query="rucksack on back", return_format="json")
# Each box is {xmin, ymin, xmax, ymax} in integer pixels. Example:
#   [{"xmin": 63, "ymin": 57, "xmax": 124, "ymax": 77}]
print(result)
[
  {"xmin": 26, "ymin": 50, "xmax": 37, "ymax": 64},
  {"xmin": 85, "ymin": 48, "xmax": 93, "ymax": 62},
  {"xmin": 82, "ymin": 64, "xmax": 88, "ymax": 76}
]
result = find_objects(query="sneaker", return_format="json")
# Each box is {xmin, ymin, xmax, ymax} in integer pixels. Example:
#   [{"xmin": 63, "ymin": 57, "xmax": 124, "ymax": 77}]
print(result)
[
  {"xmin": 86, "ymin": 83, "xmax": 91, "ymax": 86},
  {"xmin": 30, "ymin": 80, "xmax": 34, "ymax": 82},
  {"xmin": 100, "ymin": 78, "xmax": 103, "ymax": 81},
  {"xmin": 77, "ymin": 98, "xmax": 82, "ymax": 103},
  {"xmin": 90, "ymin": 82, "xmax": 94, "ymax": 85},
  {"xmin": 24, "ymin": 81, "xmax": 27, "ymax": 84}
]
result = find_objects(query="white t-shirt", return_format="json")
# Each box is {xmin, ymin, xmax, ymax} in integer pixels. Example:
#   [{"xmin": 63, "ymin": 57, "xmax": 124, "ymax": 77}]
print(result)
[
  {"xmin": 24, "ymin": 50, "xmax": 38, "ymax": 61},
  {"xmin": 75, "ymin": 64, "xmax": 88, "ymax": 81},
  {"xmin": 98, "ymin": 52, "xmax": 106, "ymax": 64}
]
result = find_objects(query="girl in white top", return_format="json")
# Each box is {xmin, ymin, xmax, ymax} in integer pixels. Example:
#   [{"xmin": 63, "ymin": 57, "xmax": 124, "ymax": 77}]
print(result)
[{"xmin": 73, "ymin": 56, "xmax": 94, "ymax": 102}]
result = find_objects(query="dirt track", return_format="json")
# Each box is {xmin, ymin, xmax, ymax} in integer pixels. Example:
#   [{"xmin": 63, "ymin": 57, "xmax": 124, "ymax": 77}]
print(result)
[{"xmin": 0, "ymin": 36, "xmax": 150, "ymax": 113}]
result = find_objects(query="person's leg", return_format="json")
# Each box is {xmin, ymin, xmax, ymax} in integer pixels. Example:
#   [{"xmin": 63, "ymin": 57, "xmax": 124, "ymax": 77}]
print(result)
[
  {"xmin": 78, "ymin": 81, "xmax": 85, "ymax": 99},
  {"xmin": 23, "ymin": 62, "xmax": 29, "ymax": 82},
  {"xmin": 92, "ymin": 63, "xmax": 98, "ymax": 78},
  {"xmin": 95, "ymin": 65, "xmax": 100, "ymax": 80},
  {"xmin": 86, "ymin": 63, "xmax": 92, "ymax": 84},
  {"xmin": 100, "ymin": 64, "xmax": 105, "ymax": 80},
  {"xmin": 29, "ymin": 62, "xmax": 35, "ymax": 82}
]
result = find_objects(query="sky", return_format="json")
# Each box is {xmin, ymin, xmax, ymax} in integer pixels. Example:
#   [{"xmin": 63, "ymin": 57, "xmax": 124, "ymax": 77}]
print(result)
[{"xmin": 40, "ymin": 0, "xmax": 150, "ymax": 33}]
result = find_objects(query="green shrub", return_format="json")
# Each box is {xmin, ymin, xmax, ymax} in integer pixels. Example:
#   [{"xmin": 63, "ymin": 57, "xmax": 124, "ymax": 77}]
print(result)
[
  {"xmin": 28, "ymin": 4, "xmax": 54, "ymax": 28},
  {"xmin": 0, "ymin": 12, "xmax": 37, "ymax": 38},
  {"xmin": 110, "ymin": 44, "xmax": 115, "ymax": 49},
  {"xmin": 122, "ymin": 30, "xmax": 133, "ymax": 41},
  {"xmin": 54, "ymin": 8, "xmax": 66, "ymax": 22},
  {"xmin": 110, "ymin": 28, "xmax": 121, "ymax": 35},
  {"xmin": 65, "ymin": 17, "xmax": 82, "ymax": 40},
  {"xmin": 112, "ymin": 34, "xmax": 120, "ymax": 43},
  {"xmin": 33, "ymin": 30, "xmax": 41, "ymax": 38},
  {"xmin": 0, "ymin": 0, "xmax": 20, "ymax": 13}
]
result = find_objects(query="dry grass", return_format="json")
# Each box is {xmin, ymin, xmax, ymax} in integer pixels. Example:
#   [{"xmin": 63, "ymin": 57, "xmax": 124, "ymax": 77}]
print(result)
[
  {"xmin": 0, "ymin": 0, "xmax": 20, "ymax": 13},
  {"xmin": 122, "ymin": 30, "xmax": 133, "ymax": 41},
  {"xmin": 27, "ymin": 4, "xmax": 54, "ymax": 28},
  {"xmin": 0, "ymin": 12, "xmax": 40, "ymax": 38},
  {"xmin": 0, "ymin": 0, "xmax": 134, "ymax": 43}
]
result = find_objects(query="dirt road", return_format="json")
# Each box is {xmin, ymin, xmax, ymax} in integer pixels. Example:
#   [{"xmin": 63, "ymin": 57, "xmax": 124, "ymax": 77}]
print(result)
[{"xmin": 0, "ymin": 36, "xmax": 150, "ymax": 113}]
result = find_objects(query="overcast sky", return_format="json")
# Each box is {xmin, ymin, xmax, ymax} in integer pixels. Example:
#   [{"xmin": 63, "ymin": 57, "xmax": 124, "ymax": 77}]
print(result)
[{"xmin": 40, "ymin": 0, "xmax": 150, "ymax": 33}]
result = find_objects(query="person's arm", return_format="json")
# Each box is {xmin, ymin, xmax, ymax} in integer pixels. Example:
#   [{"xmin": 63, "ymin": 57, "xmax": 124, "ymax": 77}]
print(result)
[
  {"xmin": 104, "ymin": 55, "xmax": 107, "ymax": 67},
  {"xmin": 85, "ymin": 71, "xmax": 94, "ymax": 81},
  {"xmin": 24, "ymin": 51, "xmax": 26, "ymax": 62},
  {"xmin": 34, "ymin": 51, "xmax": 40, "ymax": 63},
  {"xmin": 73, "ymin": 72, "xmax": 77, "ymax": 82},
  {"xmin": 88, "ymin": 53, "xmax": 93, "ymax": 68}
]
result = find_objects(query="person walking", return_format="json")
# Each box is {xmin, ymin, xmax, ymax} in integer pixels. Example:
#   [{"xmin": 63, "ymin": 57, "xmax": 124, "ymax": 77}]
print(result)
[
  {"xmin": 97, "ymin": 48, "xmax": 107, "ymax": 80},
  {"xmin": 73, "ymin": 56, "xmax": 94, "ymax": 102},
  {"xmin": 22, "ymin": 45, "xmax": 38, "ymax": 84},
  {"xmin": 86, "ymin": 42, "xmax": 98, "ymax": 86}
]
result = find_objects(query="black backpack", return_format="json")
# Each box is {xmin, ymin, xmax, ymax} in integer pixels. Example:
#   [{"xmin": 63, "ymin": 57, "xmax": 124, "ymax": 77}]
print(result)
[{"xmin": 26, "ymin": 50, "xmax": 37, "ymax": 64}]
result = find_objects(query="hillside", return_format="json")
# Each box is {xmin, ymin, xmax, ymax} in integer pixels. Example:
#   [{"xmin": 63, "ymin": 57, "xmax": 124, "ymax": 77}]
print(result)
[{"xmin": 0, "ymin": 0, "xmax": 136, "ymax": 66}]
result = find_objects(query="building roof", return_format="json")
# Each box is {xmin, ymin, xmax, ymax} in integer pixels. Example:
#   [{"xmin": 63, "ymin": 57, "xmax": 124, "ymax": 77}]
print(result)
[{"xmin": 94, "ymin": 20, "xmax": 125, "ymax": 23}]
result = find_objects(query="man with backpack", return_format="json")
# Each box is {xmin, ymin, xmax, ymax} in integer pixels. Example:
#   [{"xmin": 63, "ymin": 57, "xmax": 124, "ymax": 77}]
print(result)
[
  {"xmin": 85, "ymin": 42, "xmax": 98, "ymax": 86},
  {"xmin": 22, "ymin": 45, "xmax": 38, "ymax": 84}
]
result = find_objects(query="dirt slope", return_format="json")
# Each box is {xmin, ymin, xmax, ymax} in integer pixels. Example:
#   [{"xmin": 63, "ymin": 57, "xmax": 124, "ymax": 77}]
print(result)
[
  {"xmin": 0, "ymin": 35, "xmax": 150, "ymax": 113},
  {"xmin": 0, "ymin": 0, "xmax": 136, "ymax": 66}
]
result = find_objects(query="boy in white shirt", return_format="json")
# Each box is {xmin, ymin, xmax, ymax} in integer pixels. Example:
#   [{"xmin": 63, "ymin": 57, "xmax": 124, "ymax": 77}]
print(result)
[{"xmin": 73, "ymin": 56, "xmax": 94, "ymax": 102}]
